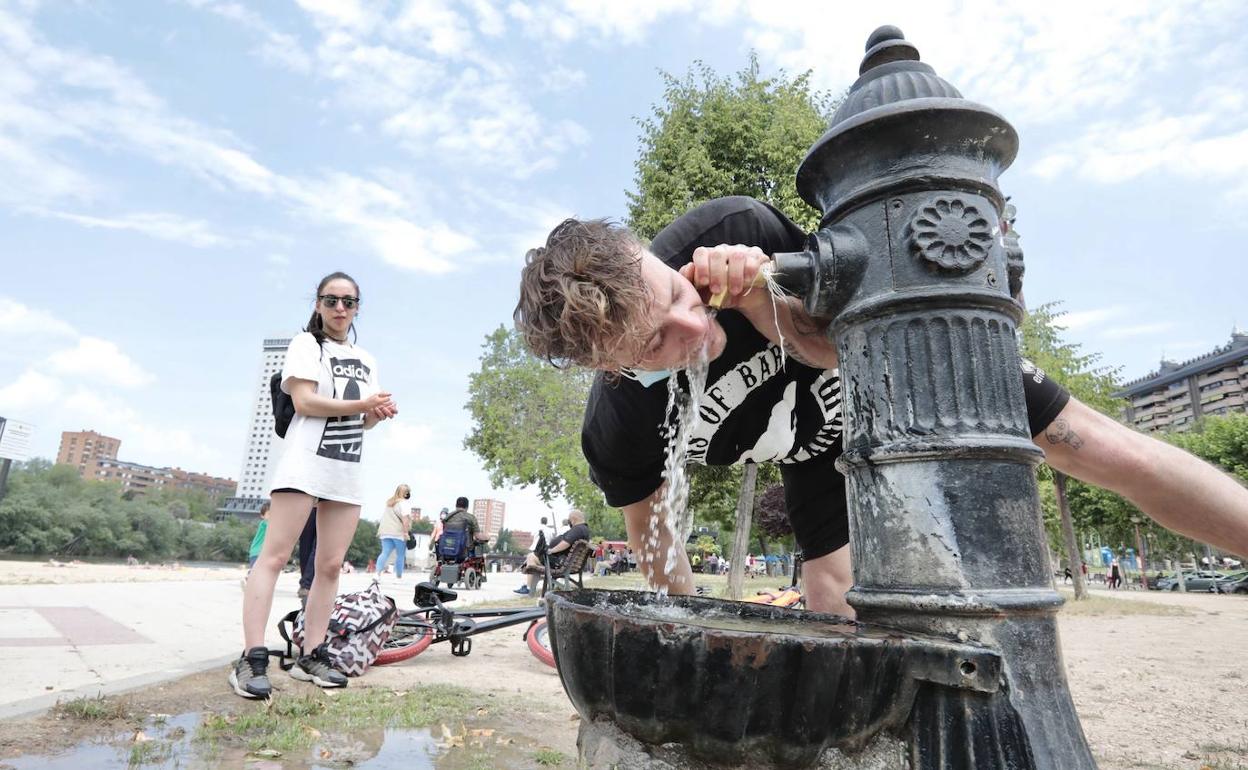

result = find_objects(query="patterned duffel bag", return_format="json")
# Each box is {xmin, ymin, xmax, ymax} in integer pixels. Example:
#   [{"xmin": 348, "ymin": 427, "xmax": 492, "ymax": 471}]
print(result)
[{"xmin": 279, "ymin": 580, "xmax": 397, "ymax": 676}]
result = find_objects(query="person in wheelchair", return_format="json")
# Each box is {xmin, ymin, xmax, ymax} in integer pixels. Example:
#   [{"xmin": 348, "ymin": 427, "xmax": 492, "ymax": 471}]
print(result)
[
  {"xmin": 435, "ymin": 497, "xmax": 491, "ymax": 560},
  {"xmin": 514, "ymin": 510, "xmax": 590, "ymax": 595}
]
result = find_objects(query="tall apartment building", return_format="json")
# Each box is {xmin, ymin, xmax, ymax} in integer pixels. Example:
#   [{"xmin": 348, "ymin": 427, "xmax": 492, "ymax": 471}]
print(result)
[
  {"xmin": 217, "ymin": 336, "xmax": 291, "ymax": 520},
  {"xmin": 472, "ymin": 498, "xmax": 506, "ymax": 544},
  {"xmin": 56, "ymin": 430, "xmax": 120, "ymax": 478},
  {"xmin": 1115, "ymin": 330, "xmax": 1248, "ymax": 432}
]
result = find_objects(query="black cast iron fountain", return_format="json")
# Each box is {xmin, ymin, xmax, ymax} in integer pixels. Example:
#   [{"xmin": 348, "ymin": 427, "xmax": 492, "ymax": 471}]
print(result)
[{"xmin": 546, "ymin": 26, "xmax": 1096, "ymax": 770}]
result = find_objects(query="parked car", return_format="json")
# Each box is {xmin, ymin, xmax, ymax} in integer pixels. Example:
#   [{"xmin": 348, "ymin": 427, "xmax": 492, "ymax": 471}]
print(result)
[
  {"xmin": 1211, "ymin": 570, "xmax": 1248, "ymax": 594},
  {"xmin": 1155, "ymin": 571, "xmax": 1223, "ymax": 591}
]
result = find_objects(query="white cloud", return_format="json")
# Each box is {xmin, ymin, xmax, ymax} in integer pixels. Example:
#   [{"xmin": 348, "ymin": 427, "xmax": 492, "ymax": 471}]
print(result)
[
  {"xmin": 59, "ymin": 386, "xmax": 225, "ymax": 470},
  {"xmin": 1058, "ymin": 306, "xmax": 1125, "ymax": 331},
  {"xmin": 0, "ymin": 369, "xmax": 63, "ymax": 411},
  {"xmin": 1101, "ymin": 322, "xmax": 1175, "ymax": 340},
  {"xmin": 0, "ymin": 298, "xmax": 77, "ymax": 338},
  {"xmin": 0, "ymin": 4, "xmax": 474, "ymax": 273},
  {"xmin": 540, "ymin": 66, "xmax": 586, "ymax": 92},
  {"xmin": 45, "ymin": 337, "xmax": 156, "ymax": 388},
  {"xmin": 37, "ymin": 209, "xmax": 232, "ymax": 248}
]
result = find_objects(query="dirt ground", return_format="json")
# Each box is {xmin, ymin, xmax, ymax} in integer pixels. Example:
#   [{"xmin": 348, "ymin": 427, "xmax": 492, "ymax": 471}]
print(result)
[
  {"xmin": 0, "ymin": 559, "xmax": 244, "ymax": 585},
  {"xmin": 0, "ymin": 618, "xmax": 577, "ymax": 768},
  {"xmin": 0, "ymin": 586, "xmax": 1244, "ymax": 769}
]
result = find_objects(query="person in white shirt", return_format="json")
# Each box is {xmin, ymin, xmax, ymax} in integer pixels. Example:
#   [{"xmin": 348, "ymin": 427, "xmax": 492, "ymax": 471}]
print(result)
[
  {"xmin": 233, "ymin": 271, "xmax": 397, "ymax": 699},
  {"xmin": 376, "ymin": 484, "xmax": 412, "ymax": 579}
]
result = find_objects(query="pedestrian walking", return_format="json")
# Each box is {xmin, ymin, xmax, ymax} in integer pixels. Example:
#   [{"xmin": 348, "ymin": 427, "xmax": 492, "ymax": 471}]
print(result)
[
  {"xmin": 376, "ymin": 484, "xmax": 412, "ymax": 580},
  {"xmin": 247, "ymin": 502, "xmax": 270, "ymax": 571},
  {"xmin": 233, "ymin": 271, "xmax": 396, "ymax": 700}
]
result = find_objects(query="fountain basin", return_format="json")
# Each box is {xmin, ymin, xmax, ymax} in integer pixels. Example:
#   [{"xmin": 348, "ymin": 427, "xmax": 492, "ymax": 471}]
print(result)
[{"xmin": 546, "ymin": 589, "xmax": 1007, "ymax": 767}]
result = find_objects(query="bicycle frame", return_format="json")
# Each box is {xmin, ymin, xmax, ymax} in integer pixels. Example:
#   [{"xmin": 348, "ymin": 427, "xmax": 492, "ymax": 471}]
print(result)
[{"xmin": 394, "ymin": 582, "xmax": 546, "ymax": 657}]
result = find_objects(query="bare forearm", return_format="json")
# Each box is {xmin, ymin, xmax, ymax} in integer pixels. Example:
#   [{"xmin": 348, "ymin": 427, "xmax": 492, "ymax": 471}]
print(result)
[
  {"xmin": 621, "ymin": 489, "xmax": 695, "ymax": 594},
  {"xmin": 1040, "ymin": 400, "xmax": 1248, "ymax": 558},
  {"xmin": 293, "ymin": 391, "xmax": 368, "ymax": 418}
]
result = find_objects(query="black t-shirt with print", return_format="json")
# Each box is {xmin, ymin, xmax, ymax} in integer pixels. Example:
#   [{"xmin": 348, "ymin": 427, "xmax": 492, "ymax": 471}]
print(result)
[{"xmin": 580, "ymin": 197, "xmax": 1069, "ymax": 556}]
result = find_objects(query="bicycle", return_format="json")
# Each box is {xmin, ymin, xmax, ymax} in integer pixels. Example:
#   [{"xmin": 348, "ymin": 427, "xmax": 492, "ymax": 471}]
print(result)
[{"xmin": 374, "ymin": 581, "xmax": 556, "ymax": 668}]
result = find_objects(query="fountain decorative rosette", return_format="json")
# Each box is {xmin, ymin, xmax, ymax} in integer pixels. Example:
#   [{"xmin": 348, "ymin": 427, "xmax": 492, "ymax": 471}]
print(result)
[{"xmin": 549, "ymin": 25, "xmax": 1095, "ymax": 770}]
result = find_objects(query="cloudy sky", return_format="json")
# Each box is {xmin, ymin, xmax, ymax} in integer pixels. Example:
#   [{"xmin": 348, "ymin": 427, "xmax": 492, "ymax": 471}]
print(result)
[{"xmin": 2, "ymin": 0, "xmax": 1246, "ymax": 532}]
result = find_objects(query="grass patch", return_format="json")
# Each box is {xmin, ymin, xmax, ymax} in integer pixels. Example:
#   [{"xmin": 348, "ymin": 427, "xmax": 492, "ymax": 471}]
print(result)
[
  {"xmin": 1200, "ymin": 741, "xmax": 1248, "ymax": 756},
  {"xmin": 1056, "ymin": 593, "xmax": 1190, "ymax": 617},
  {"xmin": 534, "ymin": 748, "xmax": 566, "ymax": 766},
  {"xmin": 53, "ymin": 694, "xmax": 129, "ymax": 721},
  {"xmin": 197, "ymin": 685, "xmax": 477, "ymax": 755},
  {"xmin": 128, "ymin": 739, "xmax": 173, "ymax": 766}
]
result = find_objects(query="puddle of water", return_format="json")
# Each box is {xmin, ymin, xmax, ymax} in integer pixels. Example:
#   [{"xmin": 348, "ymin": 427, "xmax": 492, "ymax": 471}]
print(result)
[{"xmin": 3, "ymin": 711, "xmax": 543, "ymax": 769}]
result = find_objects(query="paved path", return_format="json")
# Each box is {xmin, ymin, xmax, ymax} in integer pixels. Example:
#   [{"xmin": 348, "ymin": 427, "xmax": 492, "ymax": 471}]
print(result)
[{"xmin": 0, "ymin": 568, "xmax": 530, "ymax": 720}]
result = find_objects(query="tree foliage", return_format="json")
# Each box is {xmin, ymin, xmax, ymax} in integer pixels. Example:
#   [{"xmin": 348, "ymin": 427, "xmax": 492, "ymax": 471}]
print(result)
[
  {"xmin": 0, "ymin": 460, "xmax": 252, "ymax": 561},
  {"xmin": 464, "ymin": 326, "xmax": 625, "ymax": 539},
  {"xmin": 1019, "ymin": 303, "xmax": 1122, "ymax": 416},
  {"xmin": 1166, "ymin": 413, "xmax": 1248, "ymax": 484},
  {"xmin": 627, "ymin": 55, "xmax": 836, "ymax": 239},
  {"xmin": 755, "ymin": 483, "xmax": 794, "ymax": 539},
  {"xmin": 493, "ymin": 528, "xmax": 521, "ymax": 555}
]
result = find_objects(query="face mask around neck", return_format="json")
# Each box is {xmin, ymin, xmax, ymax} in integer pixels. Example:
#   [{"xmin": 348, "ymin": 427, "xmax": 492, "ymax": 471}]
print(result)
[{"xmin": 622, "ymin": 368, "xmax": 672, "ymax": 388}]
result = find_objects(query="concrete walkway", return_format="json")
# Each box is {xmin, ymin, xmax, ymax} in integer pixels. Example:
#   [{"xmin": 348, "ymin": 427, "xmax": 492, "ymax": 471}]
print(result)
[{"xmin": 0, "ymin": 568, "xmax": 531, "ymax": 720}]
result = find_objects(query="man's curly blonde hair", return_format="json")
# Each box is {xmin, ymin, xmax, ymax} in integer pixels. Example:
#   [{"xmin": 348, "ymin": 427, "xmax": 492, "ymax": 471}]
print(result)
[{"xmin": 515, "ymin": 218, "xmax": 653, "ymax": 370}]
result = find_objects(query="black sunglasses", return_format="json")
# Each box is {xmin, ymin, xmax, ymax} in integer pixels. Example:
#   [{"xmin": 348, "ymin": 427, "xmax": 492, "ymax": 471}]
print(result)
[{"xmin": 319, "ymin": 295, "xmax": 359, "ymax": 310}]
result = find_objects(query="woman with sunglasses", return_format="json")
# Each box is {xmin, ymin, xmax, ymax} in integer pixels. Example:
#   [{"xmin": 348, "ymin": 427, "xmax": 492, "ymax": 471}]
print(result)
[{"xmin": 232, "ymin": 271, "xmax": 397, "ymax": 699}]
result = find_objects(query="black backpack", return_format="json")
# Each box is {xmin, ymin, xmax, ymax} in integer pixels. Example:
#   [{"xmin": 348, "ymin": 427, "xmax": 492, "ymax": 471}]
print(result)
[
  {"xmin": 270, "ymin": 373, "xmax": 296, "ymax": 438},
  {"xmin": 270, "ymin": 337, "xmax": 325, "ymax": 439}
]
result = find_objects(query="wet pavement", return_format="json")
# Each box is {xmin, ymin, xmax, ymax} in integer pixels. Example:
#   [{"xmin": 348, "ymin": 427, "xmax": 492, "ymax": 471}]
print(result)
[{"xmin": 3, "ymin": 709, "xmax": 555, "ymax": 769}]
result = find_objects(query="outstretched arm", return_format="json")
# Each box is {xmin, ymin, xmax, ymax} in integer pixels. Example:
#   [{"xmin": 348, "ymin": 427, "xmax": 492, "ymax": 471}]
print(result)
[{"xmin": 1038, "ymin": 397, "xmax": 1248, "ymax": 558}]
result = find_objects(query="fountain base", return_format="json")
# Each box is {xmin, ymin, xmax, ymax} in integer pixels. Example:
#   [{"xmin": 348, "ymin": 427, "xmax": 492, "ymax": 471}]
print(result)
[{"xmin": 578, "ymin": 716, "xmax": 909, "ymax": 770}]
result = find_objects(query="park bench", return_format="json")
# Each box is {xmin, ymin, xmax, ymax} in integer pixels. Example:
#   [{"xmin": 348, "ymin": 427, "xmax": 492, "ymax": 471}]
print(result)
[{"xmin": 539, "ymin": 539, "xmax": 591, "ymax": 596}]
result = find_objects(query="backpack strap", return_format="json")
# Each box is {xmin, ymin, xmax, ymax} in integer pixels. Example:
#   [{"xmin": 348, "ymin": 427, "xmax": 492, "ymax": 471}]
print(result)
[{"xmin": 274, "ymin": 609, "xmax": 301, "ymax": 671}]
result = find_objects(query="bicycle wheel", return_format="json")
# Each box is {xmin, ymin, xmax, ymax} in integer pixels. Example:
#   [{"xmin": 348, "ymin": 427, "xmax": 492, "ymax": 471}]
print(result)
[
  {"xmin": 375, "ymin": 621, "xmax": 435, "ymax": 665},
  {"xmin": 525, "ymin": 619, "xmax": 556, "ymax": 669}
]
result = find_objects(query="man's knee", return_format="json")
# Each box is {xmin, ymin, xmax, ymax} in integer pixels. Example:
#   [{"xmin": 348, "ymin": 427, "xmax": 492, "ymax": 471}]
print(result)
[{"xmin": 802, "ymin": 547, "xmax": 854, "ymax": 617}]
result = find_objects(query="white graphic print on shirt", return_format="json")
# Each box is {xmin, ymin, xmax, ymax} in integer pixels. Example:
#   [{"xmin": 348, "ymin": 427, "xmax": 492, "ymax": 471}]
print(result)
[
  {"xmin": 318, "ymin": 356, "xmax": 371, "ymax": 462},
  {"xmin": 686, "ymin": 341, "xmax": 842, "ymax": 466}
]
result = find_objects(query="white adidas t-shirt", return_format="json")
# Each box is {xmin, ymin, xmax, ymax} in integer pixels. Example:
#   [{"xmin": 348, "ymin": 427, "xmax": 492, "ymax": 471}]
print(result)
[{"xmin": 268, "ymin": 332, "xmax": 379, "ymax": 505}]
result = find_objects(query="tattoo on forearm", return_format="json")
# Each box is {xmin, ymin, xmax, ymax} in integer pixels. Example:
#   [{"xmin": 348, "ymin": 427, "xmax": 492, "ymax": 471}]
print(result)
[
  {"xmin": 780, "ymin": 340, "xmax": 817, "ymax": 368},
  {"xmin": 1044, "ymin": 419, "xmax": 1084, "ymax": 449}
]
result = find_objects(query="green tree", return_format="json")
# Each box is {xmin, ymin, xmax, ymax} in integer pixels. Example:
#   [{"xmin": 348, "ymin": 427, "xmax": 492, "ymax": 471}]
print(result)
[
  {"xmin": 409, "ymin": 517, "xmax": 433, "ymax": 535},
  {"xmin": 1166, "ymin": 413, "xmax": 1248, "ymax": 484},
  {"xmin": 493, "ymin": 528, "xmax": 520, "ymax": 555},
  {"xmin": 464, "ymin": 326, "xmax": 625, "ymax": 540},
  {"xmin": 1020, "ymin": 302, "xmax": 1124, "ymax": 598},
  {"xmin": 347, "ymin": 519, "xmax": 379, "ymax": 566},
  {"xmin": 627, "ymin": 55, "xmax": 835, "ymax": 239},
  {"xmin": 0, "ymin": 460, "xmax": 256, "ymax": 562}
]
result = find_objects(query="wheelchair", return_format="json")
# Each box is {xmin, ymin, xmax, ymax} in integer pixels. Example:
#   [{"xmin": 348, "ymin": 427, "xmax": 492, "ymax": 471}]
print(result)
[{"xmin": 430, "ymin": 529, "xmax": 487, "ymax": 590}]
